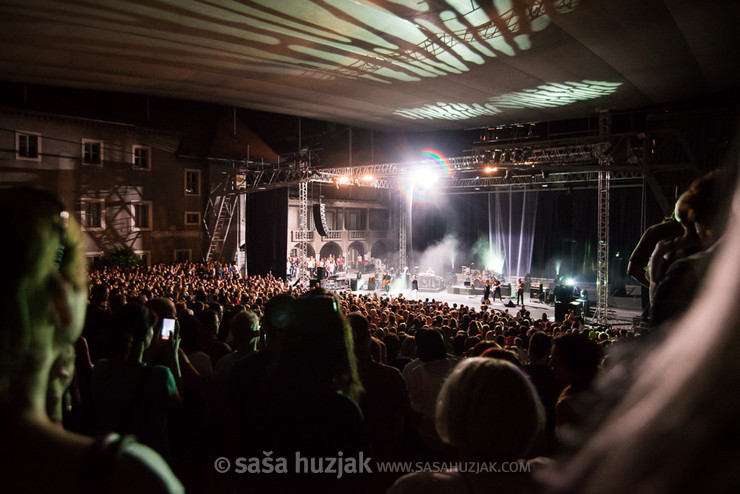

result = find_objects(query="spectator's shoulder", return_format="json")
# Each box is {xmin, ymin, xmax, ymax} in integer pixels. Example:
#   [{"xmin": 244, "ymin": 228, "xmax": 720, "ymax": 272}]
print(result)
[{"xmin": 109, "ymin": 438, "xmax": 184, "ymax": 494}]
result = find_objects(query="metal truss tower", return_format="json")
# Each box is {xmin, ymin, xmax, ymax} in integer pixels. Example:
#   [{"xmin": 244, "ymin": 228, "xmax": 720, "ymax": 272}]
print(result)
[
  {"xmin": 298, "ymin": 180, "xmax": 309, "ymax": 286},
  {"xmin": 399, "ymin": 199, "xmax": 407, "ymax": 270},
  {"xmin": 595, "ymin": 110, "xmax": 611, "ymax": 325}
]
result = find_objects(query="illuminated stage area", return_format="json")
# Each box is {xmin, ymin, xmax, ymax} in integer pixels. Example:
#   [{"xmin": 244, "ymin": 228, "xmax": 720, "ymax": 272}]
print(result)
[{"xmin": 338, "ymin": 269, "xmax": 642, "ymax": 328}]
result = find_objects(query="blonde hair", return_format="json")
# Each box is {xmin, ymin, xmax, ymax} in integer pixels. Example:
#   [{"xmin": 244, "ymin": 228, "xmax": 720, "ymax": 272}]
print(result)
[
  {"xmin": 0, "ymin": 188, "xmax": 86, "ymax": 398},
  {"xmin": 436, "ymin": 357, "xmax": 544, "ymax": 460}
]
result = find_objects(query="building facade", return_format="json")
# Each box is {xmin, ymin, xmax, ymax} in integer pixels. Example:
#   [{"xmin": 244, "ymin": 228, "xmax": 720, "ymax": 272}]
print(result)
[
  {"xmin": 0, "ymin": 108, "xmax": 207, "ymax": 264},
  {"xmin": 0, "ymin": 107, "xmax": 397, "ymax": 272},
  {"xmin": 287, "ymin": 194, "xmax": 397, "ymax": 270}
]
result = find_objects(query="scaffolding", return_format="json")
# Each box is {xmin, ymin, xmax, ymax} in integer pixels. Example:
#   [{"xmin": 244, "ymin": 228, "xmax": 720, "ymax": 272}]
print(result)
[
  {"xmin": 595, "ymin": 159, "xmax": 611, "ymax": 324},
  {"xmin": 298, "ymin": 180, "xmax": 309, "ymax": 286},
  {"xmin": 399, "ymin": 201, "xmax": 407, "ymax": 270},
  {"xmin": 595, "ymin": 110, "xmax": 611, "ymax": 325},
  {"xmin": 203, "ymin": 128, "xmax": 693, "ymax": 298},
  {"xmin": 203, "ymin": 173, "xmax": 238, "ymax": 261}
]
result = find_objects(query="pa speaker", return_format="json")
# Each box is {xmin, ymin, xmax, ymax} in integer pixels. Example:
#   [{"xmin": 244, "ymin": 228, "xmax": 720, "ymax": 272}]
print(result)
[
  {"xmin": 313, "ymin": 203, "xmax": 329, "ymax": 237},
  {"xmin": 556, "ymin": 194, "xmax": 574, "ymax": 241}
]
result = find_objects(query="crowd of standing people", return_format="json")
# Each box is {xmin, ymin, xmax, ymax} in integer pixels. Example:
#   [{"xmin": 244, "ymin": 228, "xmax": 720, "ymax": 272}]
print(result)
[{"xmin": 2, "ymin": 169, "xmax": 739, "ymax": 493}]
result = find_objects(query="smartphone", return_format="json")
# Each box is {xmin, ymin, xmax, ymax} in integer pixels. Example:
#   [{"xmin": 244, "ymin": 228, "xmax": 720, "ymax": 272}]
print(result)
[{"xmin": 160, "ymin": 318, "xmax": 175, "ymax": 340}]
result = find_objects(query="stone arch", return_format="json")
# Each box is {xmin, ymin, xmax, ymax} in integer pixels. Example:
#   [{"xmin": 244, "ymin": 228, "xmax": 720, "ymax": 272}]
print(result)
[
  {"xmin": 347, "ymin": 241, "xmax": 366, "ymax": 268},
  {"xmin": 371, "ymin": 240, "xmax": 388, "ymax": 261},
  {"xmin": 290, "ymin": 243, "xmax": 315, "ymax": 258},
  {"xmin": 319, "ymin": 241, "xmax": 342, "ymax": 259}
]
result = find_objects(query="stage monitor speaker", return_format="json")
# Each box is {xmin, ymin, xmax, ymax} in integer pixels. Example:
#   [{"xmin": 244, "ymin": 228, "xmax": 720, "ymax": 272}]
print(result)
[
  {"xmin": 316, "ymin": 266, "xmax": 327, "ymax": 280},
  {"xmin": 556, "ymin": 194, "xmax": 574, "ymax": 241},
  {"xmin": 504, "ymin": 299, "xmax": 516, "ymax": 307},
  {"xmin": 313, "ymin": 204, "xmax": 329, "ymax": 237},
  {"xmin": 555, "ymin": 302, "xmax": 568, "ymax": 322},
  {"xmin": 350, "ymin": 278, "xmax": 358, "ymax": 291}
]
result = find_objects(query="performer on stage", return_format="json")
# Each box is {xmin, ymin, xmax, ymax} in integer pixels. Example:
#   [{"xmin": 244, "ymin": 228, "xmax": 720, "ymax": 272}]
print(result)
[
  {"xmin": 492, "ymin": 276, "xmax": 502, "ymax": 302},
  {"xmin": 411, "ymin": 275, "xmax": 419, "ymax": 300},
  {"xmin": 517, "ymin": 278, "xmax": 525, "ymax": 305},
  {"xmin": 483, "ymin": 279, "xmax": 491, "ymax": 304}
]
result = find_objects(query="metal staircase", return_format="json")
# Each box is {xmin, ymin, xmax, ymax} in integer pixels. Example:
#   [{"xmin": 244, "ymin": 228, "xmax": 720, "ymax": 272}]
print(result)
[{"xmin": 204, "ymin": 175, "xmax": 238, "ymax": 261}]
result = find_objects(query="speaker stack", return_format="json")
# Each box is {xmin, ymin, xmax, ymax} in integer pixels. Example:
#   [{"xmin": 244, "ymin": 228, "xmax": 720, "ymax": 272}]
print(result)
[{"xmin": 313, "ymin": 203, "xmax": 329, "ymax": 237}]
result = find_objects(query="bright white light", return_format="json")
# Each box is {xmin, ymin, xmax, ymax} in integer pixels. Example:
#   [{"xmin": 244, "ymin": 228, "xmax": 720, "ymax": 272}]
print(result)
[
  {"xmin": 565, "ymin": 277, "xmax": 576, "ymax": 286},
  {"xmin": 410, "ymin": 167, "xmax": 438, "ymax": 189},
  {"xmin": 362, "ymin": 174, "xmax": 373, "ymax": 181},
  {"xmin": 555, "ymin": 259, "xmax": 562, "ymax": 275},
  {"xmin": 485, "ymin": 251, "xmax": 505, "ymax": 273}
]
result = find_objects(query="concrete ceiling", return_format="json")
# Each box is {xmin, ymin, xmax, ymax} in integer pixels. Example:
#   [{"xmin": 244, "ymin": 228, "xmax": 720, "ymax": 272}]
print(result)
[{"xmin": 0, "ymin": 0, "xmax": 737, "ymax": 131}]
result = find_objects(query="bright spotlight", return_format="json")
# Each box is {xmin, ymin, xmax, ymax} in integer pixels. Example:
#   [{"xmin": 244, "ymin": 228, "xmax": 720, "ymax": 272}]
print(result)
[
  {"xmin": 565, "ymin": 277, "xmax": 576, "ymax": 286},
  {"xmin": 484, "ymin": 251, "xmax": 505, "ymax": 273},
  {"xmin": 484, "ymin": 166, "xmax": 498, "ymax": 173},
  {"xmin": 362, "ymin": 174, "xmax": 373, "ymax": 182},
  {"xmin": 410, "ymin": 167, "xmax": 438, "ymax": 189},
  {"xmin": 336, "ymin": 176, "xmax": 351, "ymax": 185}
]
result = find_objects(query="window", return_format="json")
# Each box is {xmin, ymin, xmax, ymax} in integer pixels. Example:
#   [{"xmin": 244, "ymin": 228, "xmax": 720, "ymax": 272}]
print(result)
[
  {"xmin": 133, "ymin": 145, "xmax": 151, "ymax": 170},
  {"xmin": 174, "ymin": 249, "xmax": 191, "ymax": 263},
  {"xmin": 325, "ymin": 210, "xmax": 336, "ymax": 230},
  {"xmin": 185, "ymin": 169, "xmax": 201, "ymax": 195},
  {"xmin": 16, "ymin": 131, "xmax": 41, "ymax": 161},
  {"xmin": 136, "ymin": 251, "xmax": 151, "ymax": 266},
  {"xmin": 86, "ymin": 253, "xmax": 103, "ymax": 266},
  {"xmin": 131, "ymin": 201, "xmax": 152, "ymax": 231},
  {"xmin": 82, "ymin": 199, "xmax": 104, "ymax": 230},
  {"xmin": 185, "ymin": 211, "xmax": 201, "ymax": 226},
  {"xmin": 369, "ymin": 209, "xmax": 389, "ymax": 230},
  {"xmin": 345, "ymin": 209, "xmax": 367, "ymax": 230},
  {"xmin": 82, "ymin": 139, "xmax": 103, "ymax": 165}
]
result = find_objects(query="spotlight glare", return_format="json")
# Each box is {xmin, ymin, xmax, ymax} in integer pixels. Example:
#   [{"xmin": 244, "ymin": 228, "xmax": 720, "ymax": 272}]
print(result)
[
  {"xmin": 484, "ymin": 251, "xmax": 505, "ymax": 273},
  {"xmin": 484, "ymin": 166, "xmax": 498, "ymax": 173},
  {"xmin": 409, "ymin": 167, "xmax": 438, "ymax": 189},
  {"xmin": 362, "ymin": 174, "xmax": 373, "ymax": 182},
  {"xmin": 565, "ymin": 277, "xmax": 576, "ymax": 286}
]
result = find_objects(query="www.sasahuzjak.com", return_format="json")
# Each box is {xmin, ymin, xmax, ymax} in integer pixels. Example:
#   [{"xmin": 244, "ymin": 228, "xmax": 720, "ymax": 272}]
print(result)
[{"xmin": 214, "ymin": 453, "xmax": 529, "ymax": 478}]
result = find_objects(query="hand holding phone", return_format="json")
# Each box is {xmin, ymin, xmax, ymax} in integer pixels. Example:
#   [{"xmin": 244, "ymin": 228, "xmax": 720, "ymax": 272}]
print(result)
[{"xmin": 160, "ymin": 318, "xmax": 176, "ymax": 340}]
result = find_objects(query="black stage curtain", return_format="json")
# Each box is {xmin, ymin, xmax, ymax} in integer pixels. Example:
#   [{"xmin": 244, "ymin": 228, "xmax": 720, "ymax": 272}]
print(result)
[{"xmin": 246, "ymin": 188, "xmax": 288, "ymax": 277}]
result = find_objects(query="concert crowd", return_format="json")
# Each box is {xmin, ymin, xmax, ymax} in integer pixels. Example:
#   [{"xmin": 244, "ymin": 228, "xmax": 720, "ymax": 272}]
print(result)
[{"xmin": 1, "ymin": 168, "xmax": 738, "ymax": 494}]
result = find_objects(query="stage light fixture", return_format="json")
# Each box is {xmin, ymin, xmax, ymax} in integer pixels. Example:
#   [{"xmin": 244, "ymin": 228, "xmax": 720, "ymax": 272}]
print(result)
[
  {"xmin": 484, "ymin": 166, "xmax": 497, "ymax": 173},
  {"xmin": 410, "ymin": 167, "xmax": 438, "ymax": 189}
]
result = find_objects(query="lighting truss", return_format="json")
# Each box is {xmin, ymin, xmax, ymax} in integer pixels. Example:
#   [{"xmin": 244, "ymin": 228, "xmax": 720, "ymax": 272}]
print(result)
[{"xmin": 205, "ymin": 132, "xmax": 692, "ymax": 195}]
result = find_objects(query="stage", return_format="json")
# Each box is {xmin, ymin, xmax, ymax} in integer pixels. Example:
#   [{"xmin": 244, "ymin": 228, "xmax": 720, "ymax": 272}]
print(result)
[{"xmin": 322, "ymin": 270, "xmax": 643, "ymax": 329}]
